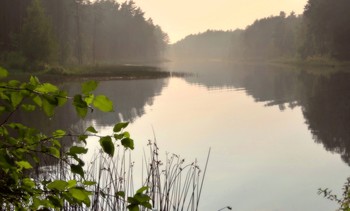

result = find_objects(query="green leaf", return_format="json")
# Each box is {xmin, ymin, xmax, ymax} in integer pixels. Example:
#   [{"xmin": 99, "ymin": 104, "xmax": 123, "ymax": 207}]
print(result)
[
  {"xmin": 82, "ymin": 80, "xmax": 98, "ymax": 95},
  {"xmin": 121, "ymin": 138, "xmax": 134, "ymax": 150},
  {"xmin": 84, "ymin": 93, "xmax": 94, "ymax": 105},
  {"xmin": 123, "ymin": 131, "xmax": 130, "ymax": 138},
  {"xmin": 71, "ymin": 164, "xmax": 84, "ymax": 178},
  {"xmin": 116, "ymin": 191, "xmax": 125, "ymax": 198},
  {"xmin": 67, "ymin": 180, "xmax": 77, "ymax": 188},
  {"xmin": 53, "ymin": 129, "xmax": 66, "ymax": 138},
  {"xmin": 40, "ymin": 199, "xmax": 55, "ymax": 208},
  {"xmin": 73, "ymin": 95, "xmax": 88, "ymax": 118},
  {"xmin": 83, "ymin": 194, "xmax": 91, "ymax": 207},
  {"xmin": 16, "ymin": 161, "xmax": 33, "ymax": 169},
  {"xmin": 21, "ymin": 104, "xmax": 36, "ymax": 111},
  {"xmin": 52, "ymin": 139, "xmax": 61, "ymax": 148},
  {"xmin": 47, "ymin": 180, "xmax": 68, "ymax": 191},
  {"xmin": 8, "ymin": 80, "xmax": 20, "ymax": 87},
  {"xmin": 114, "ymin": 134, "xmax": 124, "ymax": 140},
  {"xmin": 136, "ymin": 186, "xmax": 148, "ymax": 194},
  {"xmin": 83, "ymin": 181, "xmax": 96, "ymax": 186},
  {"xmin": 35, "ymin": 83, "xmax": 59, "ymax": 93},
  {"xmin": 0, "ymin": 153, "xmax": 13, "ymax": 170},
  {"xmin": 32, "ymin": 198, "xmax": 41, "ymax": 210},
  {"xmin": 0, "ymin": 92, "xmax": 9, "ymax": 101},
  {"xmin": 32, "ymin": 95, "xmax": 42, "ymax": 107},
  {"xmin": 42, "ymin": 97, "xmax": 56, "ymax": 117},
  {"xmin": 23, "ymin": 178, "xmax": 35, "ymax": 188},
  {"xmin": 141, "ymin": 201, "xmax": 152, "ymax": 209},
  {"xmin": 69, "ymin": 146, "xmax": 88, "ymax": 155},
  {"xmin": 93, "ymin": 95, "xmax": 113, "ymax": 112},
  {"xmin": 43, "ymin": 94, "xmax": 59, "ymax": 105},
  {"xmin": 11, "ymin": 92, "xmax": 24, "ymax": 107},
  {"xmin": 57, "ymin": 91, "xmax": 68, "ymax": 106},
  {"xmin": 86, "ymin": 126, "xmax": 98, "ymax": 133},
  {"xmin": 0, "ymin": 67, "xmax": 8, "ymax": 78},
  {"xmin": 134, "ymin": 194, "xmax": 151, "ymax": 203},
  {"xmin": 79, "ymin": 135, "xmax": 88, "ymax": 143},
  {"xmin": 99, "ymin": 136, "xmax": 114, "ymax": 157},
  {"xmin": 113, "ymin": 122, "xmax": 129, "ymax": 133},
  {"xmin": 48, "ymin": 195, "xmax": 63, "ymax": 208},
  {"xmin": 69, "ymin": 188, "xmax": 90, "ymax": 202},
  {"xmin": 49, "ymin": 147, "xmax": 60, "ymax": 158},
  {"xmin": 127, "ymin": 204, "xmax": 140, "ymax": 211},
  {"xmin": 29, "ymin": 76, "xmax": 40, "ymax": 86},
  {"xmin": 75, "ymin": 105, "xmax": 88, "ymax": 118}
]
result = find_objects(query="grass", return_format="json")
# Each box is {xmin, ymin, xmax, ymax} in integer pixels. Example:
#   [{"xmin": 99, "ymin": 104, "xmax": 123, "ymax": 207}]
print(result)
[
  {"xmin": 269, "ymin": 56, "xmax": 350, "ymax": 69},
  {"xmin": 34, "ymin": 141, "xmax": 210, "ymax": 211},
  {"xmin": 5, "ymin": 64, "xmax": 188, "ymax": 83}
]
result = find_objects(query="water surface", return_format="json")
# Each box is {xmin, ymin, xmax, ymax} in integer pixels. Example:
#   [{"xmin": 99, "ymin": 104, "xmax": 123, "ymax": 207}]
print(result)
[{"xmin": 20, "ymin": 62, "xmax": 350, "ymax": 210}]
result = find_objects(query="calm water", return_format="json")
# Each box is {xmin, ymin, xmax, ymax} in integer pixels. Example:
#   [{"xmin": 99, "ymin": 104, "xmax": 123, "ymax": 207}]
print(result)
[{"xmin": 21, "ymin": 62, "xmax": 350, "ymax": 210}]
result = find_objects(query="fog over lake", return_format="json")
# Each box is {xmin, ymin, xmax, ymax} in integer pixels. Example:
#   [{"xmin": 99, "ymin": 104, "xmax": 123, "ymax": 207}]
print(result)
[{"xmin": 19, "ymin": 61, "xmax": 350, "ymax": 211}]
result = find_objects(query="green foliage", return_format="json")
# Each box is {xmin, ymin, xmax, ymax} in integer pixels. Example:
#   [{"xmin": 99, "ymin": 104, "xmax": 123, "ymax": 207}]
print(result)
[
  {"xmin": 21, "ymin": 0, "xmax": 58, "ymax": 66},
  {"xmin": 319, "ymin": 178, "xmax": 350, "ymax": 211},
  {"xmin": 113, "ymin": 122, "xmax": 129, "ymax": 132},
  {"xmin": 93, "ymin": 95, "xmax": 114, "ymax": 112},
  {"xmin": 241, "ymin": 12, "xmax": 301, "ymax": 60},
  {"xmin": 170, "ymin": 30, "xmax": 240, "ymax": 60},
  {"xmin": 303, "ymin": 0, "xmax": 350, "ymax": 60},
  {"xmin": 0, "ymin": 0, "xmax": 168, "ymax": 67},
  {"xmin": 82, "ymin": 80, "xmax": 99, "ymax": 95},
  {"xmin": 127, "ymin": 187, "xmax": 152, "ymax": 211},
  {"xmin": 0, "ymin": 67, "xmax": 146, "ymax": 210},
  {"xmin": 0, "ymin": 67, "xmax": 8, "ymax": 78},
  {"xmin": 99, "ymin": 136, "xmax": 115, "ymax": 157}
]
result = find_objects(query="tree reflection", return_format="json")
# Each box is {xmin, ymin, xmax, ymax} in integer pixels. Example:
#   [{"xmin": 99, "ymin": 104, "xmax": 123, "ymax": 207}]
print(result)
[
  {"xmin": 301, "ymin": 72, "xmax": 350, "ymax": 165},
  {"xmin": 8, "ymin": 78, "xmax": 168, "ymax": 169},
  {"xmin": 180, "ymin": 61, "xmax": 350, "ymax": 166}
]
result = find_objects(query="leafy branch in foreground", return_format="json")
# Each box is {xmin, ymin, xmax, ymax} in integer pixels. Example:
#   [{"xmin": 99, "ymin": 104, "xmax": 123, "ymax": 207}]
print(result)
[
  {"xmin": 318, "ymin": 177, "xmax": 350, "ymax": 211},
  {"xmin": 0, "ymin": 67, "xmax": 147, "ymax": 210}
]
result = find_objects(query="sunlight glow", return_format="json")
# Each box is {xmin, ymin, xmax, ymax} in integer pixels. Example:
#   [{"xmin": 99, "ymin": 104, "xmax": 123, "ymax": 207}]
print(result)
[{"xmin": 132, "ymin": 0, "xmax": 307, "ymax": 43}]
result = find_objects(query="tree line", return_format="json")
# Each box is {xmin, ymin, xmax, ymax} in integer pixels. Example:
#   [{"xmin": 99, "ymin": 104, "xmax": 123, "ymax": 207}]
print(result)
[
  {"xmin": 171, "ymin": 0, "xmax": 350, "ymax": 62},
  {"xmin": 169, "ymin": 30, "xmax": 241, "ymax": 61},
  {"xmin": 0, "ymin": 0, "xmax": 169, "ymax": 70},
  {"xmin": 239, "ymin": 0, "xmax": 350, "ymax": 62}
]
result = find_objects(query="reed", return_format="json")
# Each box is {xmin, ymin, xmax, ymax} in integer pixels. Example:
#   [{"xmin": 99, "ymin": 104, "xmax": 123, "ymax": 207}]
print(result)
[{"xmin": 37, "ymin": 141, "xmax": 210, "ymax": 211}]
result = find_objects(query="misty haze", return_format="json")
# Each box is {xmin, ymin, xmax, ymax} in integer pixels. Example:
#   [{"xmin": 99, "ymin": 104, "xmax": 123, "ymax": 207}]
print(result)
[{"xmin": 1, "ymin": 0, "xmax": 350, "ymax": 211}]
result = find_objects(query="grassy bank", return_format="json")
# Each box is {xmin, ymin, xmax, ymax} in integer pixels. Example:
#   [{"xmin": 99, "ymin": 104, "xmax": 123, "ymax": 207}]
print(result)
[
  {"xmin": 5, "ymin": 64, "xmax": 187, "ymax": 82},
  {"xmin": 269, "ymin": 56, "xmax": 350, "ymax": 69}
]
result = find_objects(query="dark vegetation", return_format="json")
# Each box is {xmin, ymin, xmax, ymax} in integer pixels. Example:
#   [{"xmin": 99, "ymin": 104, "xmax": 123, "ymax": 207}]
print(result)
[
  {"xmin": 0, "ymin": 0, "xmax": 168, "ymax": 72},
  {"xmin": 169, "ymin": 30, "xmax": 242, "ymax": 61},
  {"xmin": 171, "ymin": 0, "xmax": 350, "ymax": 65}
]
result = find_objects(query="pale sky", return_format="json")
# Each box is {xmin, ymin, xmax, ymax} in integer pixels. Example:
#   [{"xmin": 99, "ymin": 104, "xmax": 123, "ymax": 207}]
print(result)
[{"xmin": 132, "ymin": 0, "xmax": 308, "ymax": 43}]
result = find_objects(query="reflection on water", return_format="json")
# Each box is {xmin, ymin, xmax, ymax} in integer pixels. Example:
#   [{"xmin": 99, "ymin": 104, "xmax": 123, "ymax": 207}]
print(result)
[
  {"xmin": 84, "ymin": 79, "xmax": 168, "ymax": 125},
  {"xmin": 10, "ymin": 62, "xmax": 350, "ymax": 210},
  {"xmin": 171, "ymin": 61, "xmax": 350, "ymax": 166},
  {"xmin": 9, "ymin": 78, "xmax": 168, "ymax": 168},
  {"xmin": 301, "ymin": 72, "xmax": 350, "ymax": 165}
]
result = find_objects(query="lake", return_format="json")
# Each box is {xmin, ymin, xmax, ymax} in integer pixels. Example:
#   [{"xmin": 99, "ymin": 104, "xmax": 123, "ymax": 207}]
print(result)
[{"xmin": 20, "ymin": 61, "xmax": 350, "ymax": 210}]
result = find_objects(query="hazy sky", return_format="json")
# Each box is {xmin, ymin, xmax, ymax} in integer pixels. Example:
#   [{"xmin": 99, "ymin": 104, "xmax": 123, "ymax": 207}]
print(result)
[{"xmin": 132, "ymin": 0, "xmax": 308, "ymax": 43}]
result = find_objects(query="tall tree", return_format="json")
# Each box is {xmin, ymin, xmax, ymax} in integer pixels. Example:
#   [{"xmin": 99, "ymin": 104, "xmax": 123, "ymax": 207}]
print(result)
[
  {"xmin": 21, "ymin": 0, "xmax": 57, "ymax": 64},
  {"xmin": 303, "ymin": 0, "xmax": 350, "ymax": 60}
]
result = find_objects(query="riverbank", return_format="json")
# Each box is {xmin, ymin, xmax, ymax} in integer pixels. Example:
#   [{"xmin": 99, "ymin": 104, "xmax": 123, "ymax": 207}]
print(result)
[
  {"xmin": 269, "ymin": 56, "xmax": 350, "ymax": 69},
  {"xmin": 6, "ymin": 64, "xmax": 187, "ymax": 82}
]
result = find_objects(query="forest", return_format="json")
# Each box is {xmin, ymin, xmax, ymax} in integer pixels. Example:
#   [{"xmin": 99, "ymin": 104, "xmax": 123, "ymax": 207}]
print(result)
[
  {"xmin": 3, "ymin": 0, "xmax": 349, "ymax": 67},
  {"xmin": 0, "ymin": 0, "xmax": 168, "ymax": 71},
  {"xmin": 169, "ymin": 30, "xmax": 242, "ymax": 61},
  {"xmin": 171, "ymin": 0, "xmax": 350, "ymax": 63}
]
